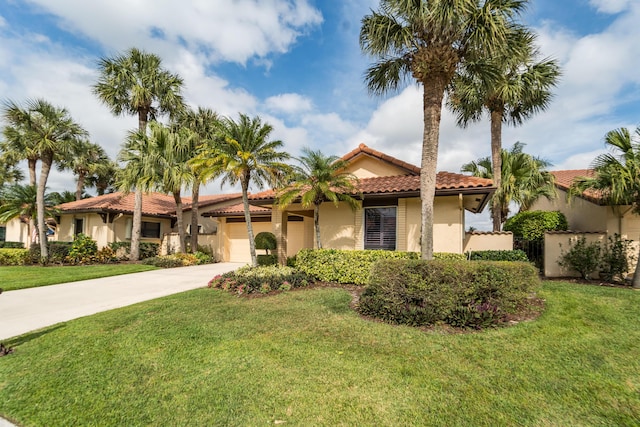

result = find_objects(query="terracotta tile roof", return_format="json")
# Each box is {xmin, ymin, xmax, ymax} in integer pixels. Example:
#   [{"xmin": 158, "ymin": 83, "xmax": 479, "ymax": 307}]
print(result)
[
  {"xmin": 57, "ymin": 192, "xmax": 180, "ymax": 217},
  {"xmin": 182, "ymin": 193, "xmax": 242, "ymax": 210},
  {"xmin": 203, "ymin": 203, "xmax": 272, "ymax": 217},
  {"xmin": 550, "ymin": 169, "xmax": 603, "ymax": 203},
  {"xmin": 341, "ymin": 143, "xmax": 421, "ymax": 175},
  {"xmin": 249, "ymin": 172, "xmax": 493, "ymax": 201}
]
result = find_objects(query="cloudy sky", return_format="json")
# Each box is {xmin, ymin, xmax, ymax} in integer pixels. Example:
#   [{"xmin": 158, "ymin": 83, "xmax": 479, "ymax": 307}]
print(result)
[{"xmin": 1, "ymin": 0, "xmax": 639, "ymax": 229}]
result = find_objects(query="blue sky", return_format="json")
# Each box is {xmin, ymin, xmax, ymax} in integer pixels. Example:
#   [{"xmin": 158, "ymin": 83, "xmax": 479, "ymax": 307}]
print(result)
[{"xmin": 1, "ymin": 0, "xmax": 639, "ymax": 230}]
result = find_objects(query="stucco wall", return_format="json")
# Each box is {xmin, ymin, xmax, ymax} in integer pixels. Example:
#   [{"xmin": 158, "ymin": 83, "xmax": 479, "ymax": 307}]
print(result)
[
  {"xmin": 319, "ymin": 202, "xmax": 356, "ymax": 249},
  {"xmin": 545, "ymin": 232, "xmax": 606, "ymax": 278},
  {"xmin": 343, "ymin": 155, "xmax": 410, "ymax": 179},
  {"xmin": 463, "ymin": 232, "xmax": 514, "ymax": 252},
  {"xmin": 532, "ymin": 190, "xmax": 608, "ymax": 232},
  {"xmin": 4, "ymin": 218, "xmax": 29, "ymax": 246}
]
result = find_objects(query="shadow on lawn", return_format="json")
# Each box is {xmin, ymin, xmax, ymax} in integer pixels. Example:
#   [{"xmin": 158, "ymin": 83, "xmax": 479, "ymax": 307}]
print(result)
[{"xmin": 4, "ymin": 324, "xmax": 67, "ymax": 349}]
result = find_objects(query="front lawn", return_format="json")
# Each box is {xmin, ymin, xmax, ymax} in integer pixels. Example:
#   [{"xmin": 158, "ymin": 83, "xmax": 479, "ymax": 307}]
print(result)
[
  {"xmin": 0, "ymin": 264, "xmax": 158, "ymax": 291},
  {"xmin": 0, "ymin": 281, "xmax": 638, "ymax": 425}
]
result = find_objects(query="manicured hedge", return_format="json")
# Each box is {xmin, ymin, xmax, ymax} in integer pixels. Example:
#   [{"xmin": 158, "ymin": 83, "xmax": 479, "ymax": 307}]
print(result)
[
  {"xmin": 358, "ymin": 259, "xmax": 540, "ymax": 329},
  {"xmin": 467, "ymin": 250, "xmax": 529, "ymax": 262},
  {"xmin": 29, "ymin": 242, "xmax": 73, "ymax": 264},
  {"xmin": 209, "ymin": 265, "xmax": 315, "ymax": 295},
  {"xmin": 0, "ymin": 248, "xmax": 30, "ymax": 266},
  {"xmin": 0, "ymin": 241, "xmax": 24, "ymax": 249},
  {"xmin": 295, "ymin": 249, "xmax": 466, "ymax": 285},
  {"xmin": 108, "ymin": 242, "xmax": 159, "ymax": 260},
  {"xmin": 503, "ymin": 210, "xmax": 568, "ymax": 241}
]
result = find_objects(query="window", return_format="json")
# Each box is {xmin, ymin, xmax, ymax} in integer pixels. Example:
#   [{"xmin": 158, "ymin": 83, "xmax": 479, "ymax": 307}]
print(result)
[
  {"xmin": 364, "ymin": 207, "xmax": 396, "ymax": 250},
  {"xmin": 187, "ymin": 224, "xmax": 203, "ymax": 235},
  {"xmin": 0, "ymin": 226, "xmax": 5, "ymax": 242},
  {"xmin": 74, "ymin": 218, "xmax": 84, "ymax": 236},
  {"xmin": 141, "ymin": 221, "xmax": 161, "ymax": 239}
]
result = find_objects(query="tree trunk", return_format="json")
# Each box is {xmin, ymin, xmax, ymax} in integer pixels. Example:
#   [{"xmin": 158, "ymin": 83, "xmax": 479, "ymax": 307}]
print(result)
[
  {"xmin": 241, "ymin": 178, "xmax": 258, "ymax": 267},
  {"xmin": 130, "ymin": 190, "xmax": 142, "ymax": 261},
  {"xmin": 37, "ymin": 153, "xmax": 53, "ymax": 261},
  {"xmin": 76, "ymin": 172, "xmax": 86, "ymax": 201},
  {"xmin": 190, "ymin": 180, "xmax": 200, "ymax": 253},
  {"xmin": 314, "ymin": 203, "xmax": 322, "ymax": 249},
  {"xmin": 490, "ymin": 109, "xmax": 503, "ymax": 232},
  {"xmin": 633, "ymin": 245, "xmax": 640, "ymax": 289},
  {"xmin": 27, "ymin": 158, "xmax": 37, "ymax": 249},
  {"xmin": 173, "ymin": 190, "xmax": 186, "ymax": 253},
  {"xmin": 420, "ymin": 78, "xmax": 447, "ymax": 260}
]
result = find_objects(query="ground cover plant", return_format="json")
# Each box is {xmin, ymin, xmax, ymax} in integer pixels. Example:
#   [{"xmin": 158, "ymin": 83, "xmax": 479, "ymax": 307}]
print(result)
[
  {"xmin": 0, "ymin": 264, "xmax": 158, "ymax": 291},
  {"xmin": 0, "ymin": 282, "xmax": 638, "ymax": 426},
  {"xmin": 209, "ymin": 265, "xmax": 315, "ymax": 295}
]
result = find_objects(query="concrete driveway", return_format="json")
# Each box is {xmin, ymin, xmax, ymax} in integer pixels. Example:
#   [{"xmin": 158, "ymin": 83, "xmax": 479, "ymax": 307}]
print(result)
[{"xmin": 0, "ymin": 262, "xmax": 244, "ymax": 341}]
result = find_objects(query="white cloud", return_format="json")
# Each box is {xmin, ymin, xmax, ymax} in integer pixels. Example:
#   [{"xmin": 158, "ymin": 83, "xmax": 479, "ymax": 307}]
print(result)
[
  {"xmin": 264, "ymin": 93, "xmax": 313, "ymax": 115},
  {"xmin": 589, "ymin": 0, "xmax": 632, "ymax": 14}
]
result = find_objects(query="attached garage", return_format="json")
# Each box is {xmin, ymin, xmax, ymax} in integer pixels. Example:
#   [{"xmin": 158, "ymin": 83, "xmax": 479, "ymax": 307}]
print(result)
[{"xmin": 226, "ymin": 220, "xmax": 273, "ymax": 263}]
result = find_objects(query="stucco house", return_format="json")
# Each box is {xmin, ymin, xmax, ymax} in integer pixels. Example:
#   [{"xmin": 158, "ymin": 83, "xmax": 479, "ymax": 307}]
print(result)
[{"xmin": 3, "ymin": 144, "xmax": 497, "ymax": 262}]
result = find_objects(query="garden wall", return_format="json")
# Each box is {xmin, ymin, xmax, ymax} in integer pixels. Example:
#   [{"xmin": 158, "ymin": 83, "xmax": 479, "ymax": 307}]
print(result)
[
  {"xmin": 463, "ymin": 231, "xmax": 513, "ymax": 253},
  {"xmin": 544, "ymin": 231, "xmax": 606, "ymax": 278}
]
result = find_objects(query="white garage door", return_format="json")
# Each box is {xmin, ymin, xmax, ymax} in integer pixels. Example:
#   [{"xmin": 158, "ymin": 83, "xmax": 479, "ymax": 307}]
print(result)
[{"xmin": 228, "ymin": 222, "xmax": 273, "ymax": 262}]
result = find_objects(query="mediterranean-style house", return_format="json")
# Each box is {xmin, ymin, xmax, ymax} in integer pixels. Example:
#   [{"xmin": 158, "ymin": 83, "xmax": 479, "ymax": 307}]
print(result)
[{"xmin": 2, "ymin": 144, "xmax": 499, "ymax": 262}]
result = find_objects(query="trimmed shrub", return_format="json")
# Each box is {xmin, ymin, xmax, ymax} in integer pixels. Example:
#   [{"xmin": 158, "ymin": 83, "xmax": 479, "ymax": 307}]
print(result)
[
  {"xmin": 208, "ymin": 265, "xmax": 315, "ymax": 295},
  {"xmin": 257, "ymin": 254, "xmax": 277, "ymax": 266},
  {"xmin": 108, "ymin": 241, "xmax": 159, "ymax": 260},
  {"xmin": 28, "ymin": 242, "xmax": 73, "ymax": 265},
  {"xmin": 0, "ymin": 248, "xmax": 30, "ymax": 265},
  {"xmin": 67, "ymin": 234, "xmax": 98, "ymax": 265},
  {"xmin": 358, "ymin": 259, "xmax": 540, "ymax": 329},
  {"xmin": 467, "ymin": 250, "xmax": 529, "ymax": 262},
  {"xmin": 295, "ymin": 249, "xmax": 464, "ymax": 285},
  {"xmin": 0, "ymin": 241, "xmax": 24, "ymax": 249},
  {"xmin": 255, "ymin": 232, "xmax": 277, "ymax": 254},
  {"xmin": 142, "ymin": 253, "xmax": 200, "ymax": 268},
  {"xmin": 193, "ymin": 251, "xmax": 214, "ymax": 265},
  {"xmin": 503, "ymin": 211, "xmax": 568, "ymax": 241}
]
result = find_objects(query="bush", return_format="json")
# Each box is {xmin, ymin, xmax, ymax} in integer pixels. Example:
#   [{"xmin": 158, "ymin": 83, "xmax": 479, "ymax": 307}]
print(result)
[
  {"xmin": 255, "ymin": 232, "xmax": 277, "ymax": 254},
  {"xmin": 28, "ymin": 242, "xmax": 73, "ymax": 265},
  {"xmin": 504, "ymin": 211, "xmax": 568, "ymax": 242},
  {"xmin": 557, "ymin": 236, "xmax": 601, "ymax": 280},
  {"xmin": 358, "ymin": 259, "xmax": 540, "ymax": 329},
  {"xmin": 142, "ymin": 253, "xmax": 200, "ymax": 268},
  {"xmin": 108, "ymin": 241, "xmax": 159, "ymax": 260},
  {"xmin": 193, "ymin": 251, "xmax": 214, "ymax": 265},
  {"xmin": 0, "ymin": 248, "xmax": 30, "ymax": 265},
  {"xmin": 295, "ymin": 249, "xmax": 465, "ymax": 285},
  {"xmin": 257, "ymin": 254, "xmax": 278, "ymax": 266},
  {"xmin": 67, "ymin": 234, "xmax": 98, "ymax": 265},
  {"xmin": 208, "ymin": 265, "xmax": 315, "ymax": 295},
  {"xmin": 94, "ymin": 246, "xmax": 118, "ymax": 264},
  {"xmin": 600, "ymin": 234, "xmax": 636, "ymax": 283},
  {"xmin": 0, "ymin": 241, "xmax": 24, "ymax": 249},
  {"xmin": 467, "ymin": 250, "xmax": 529, "ymax": 262}
]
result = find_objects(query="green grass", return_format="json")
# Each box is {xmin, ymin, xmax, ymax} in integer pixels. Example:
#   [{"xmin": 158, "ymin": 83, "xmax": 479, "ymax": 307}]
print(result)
[
  {"xmin": 0, "ymin": 264, "xmax": 159, "ymax": 291},
  {"xmin": 0, "ymin": 281, "xmax": 639, "ymax": 426}
]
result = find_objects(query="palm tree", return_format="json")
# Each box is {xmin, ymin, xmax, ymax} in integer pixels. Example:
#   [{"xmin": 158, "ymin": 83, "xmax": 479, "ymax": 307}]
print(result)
[
  {"xmin": 1, "ymin": 105, "xmax": 39, "ymax": 186},
  {"xmin": 57, "ymin": 139, "xmax": 112, "ymax": 200},
  {"xmin": 2, "ymin": 99, "xmax": 87, "ymax": 259},
  {"xmin": 174, "ymin": 107, "xmax": 221, "ymax": 252},
  {"xmin": 0, "ymin": 156, "xmax": 24, "ymax": 188},
  {"xmin": 0, "ymin": 184, "xmax": 58, "ymax": 240},
  {"xmin": 449, "ymin": 29, "xmax": 561, "ymax": 231},
  {"xmin": 360, "ymin": 0, "xmax": 527, "ymax": 259},
  {"xmin": 462, "ymin": 142, "xmax": 556, "ymax": 227},
  {"xmin": 93, "ymin": 47, "xmax": 184, "ymax": 261},
  {"xmin": 277, "ymin": 148, "xmax": 360, "ymax": 249},
  {"xmin": 192, "ymin": 114, "xmax": 290, "ymax": 267},
  {"xmin": 570, "ymin": 127, "xmax": 640, "ymax": 289}
]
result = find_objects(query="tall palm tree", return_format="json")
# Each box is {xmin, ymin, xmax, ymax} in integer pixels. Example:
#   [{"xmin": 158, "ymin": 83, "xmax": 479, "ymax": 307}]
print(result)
[
  {"xmin": 0, "ymin": 155, "xmax": 24, "ymax": 188},
  {"xmin": 192, "ymin": 114, "xmax": 290, "ymax": 267},
  {"xmin": 88, "ymin": 159, "xmax": 118, "ymax": 196},
  {"xmin": 2, "ymin": 99, "xmax": 87, "ymax": 259},
  {"xmin": 277, "ymin": 148, "xmax": 360, "ymax": 249},
  {"xmin": 449, "ymin": 29, "xmax": 560, "ymax": 231},
  {"xmin": 570, "ymin": 127, "xmax": 640, "ymax": 289},
  {"xmin": 93, "ymin": 47, "xmax": 184, "ymax": 261},
  {"xmin": 360, "ymin": 0, "xmax": 527, "ymax": 259},
  {"xmin": 462, "ymin": 142, "xmax": 556, "ymax": 227},
  {"xmin": 57, "ymin": 139, "xmax": 112, "ymax": 200},
  {"xmin": 0, "ymin": 184, "xmax": 58, "ymax": 241},
  {"xmin": 1, "ymin": 104, "xmax": 39, "ymax": 186},
  {"xmin": 174, "ymin": 107, "xmax": 221, "ymax": 252}
]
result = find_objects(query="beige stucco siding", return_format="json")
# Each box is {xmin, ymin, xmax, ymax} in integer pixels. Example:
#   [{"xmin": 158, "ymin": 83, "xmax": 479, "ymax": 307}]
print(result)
[
  {"xmin": 343, "ymin": 155, "xmax": 411, "ymax": 179},
  {"xmin": 532, "ymin": 190, "xmax": 608, "ymax": 232},
  {"xmin": 405, "ymin": 198, "xmax": 421, "ymax": 252},
  {"xmin": 4, "ymin": 218, "xmax": 29, "ymax": 246},
  {"xmin": 405, "ymin": 196, "xmax": 464, "ymax": 253},
  {"xmin": 319, "ymin": 202, "xmax": 356, "ymax": 249}
]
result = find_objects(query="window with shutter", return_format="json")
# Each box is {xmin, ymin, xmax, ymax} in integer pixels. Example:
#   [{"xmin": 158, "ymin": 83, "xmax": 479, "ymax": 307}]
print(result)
[{"xmin": 364, "ymin": 207, "xmax": 396, "ymax": 250}]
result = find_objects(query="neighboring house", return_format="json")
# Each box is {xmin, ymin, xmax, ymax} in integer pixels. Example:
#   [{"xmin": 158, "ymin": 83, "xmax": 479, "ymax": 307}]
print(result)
[
  {"xmin": 205, "ymin": 144, "xmax": 495, "ymax": 263},
  {"xmin": 531, "ymin": 169, "xmax": 640, "ymax": 238},
  {"xmin": 2, "ymin": 144, "xmax": 497, "ymax": 262}
]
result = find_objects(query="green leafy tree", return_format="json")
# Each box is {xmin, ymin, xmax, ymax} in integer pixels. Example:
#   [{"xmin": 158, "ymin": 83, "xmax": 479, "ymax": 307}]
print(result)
[
  {"xmin": 449, "ymin": 29, "xmax": 560, "ymax": 231},
  {"xmin": 570, "ymin": 126, "xmax": 640, "ymax": 288},
  {"xmin": 192, "ymin": 114, "xmax": 290, "ymax": 267},
  {"xmin": 174, "ymin": 107, "xmax": 221, "ymax": 252},
  {"xmin": 2, "ymin": 99, "xmax": 87, "ymax": 260},
  {"xmin": 462, "ymin": 142, "xmax": 556, "ymax": 227},
  {"xmin": 277, "ymin": 148, "xmax": 360, "ymax": 249},
  {"xmin": 93, "ymin": 47, "xmax": 184, "ymax": 261},
  {"xmin": 360, "ymin": 0, "xmax": 527, "ymax": 259}
]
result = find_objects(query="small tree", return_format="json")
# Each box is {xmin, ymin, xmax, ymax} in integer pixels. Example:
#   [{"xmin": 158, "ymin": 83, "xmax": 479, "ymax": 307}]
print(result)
[
  {"xmin": 558, "ymin": 236, "xmax": 601, "ymax": 280},
  {"xmin": 255, "ymin": 232, "xmax": 277, "ymax": 255}
]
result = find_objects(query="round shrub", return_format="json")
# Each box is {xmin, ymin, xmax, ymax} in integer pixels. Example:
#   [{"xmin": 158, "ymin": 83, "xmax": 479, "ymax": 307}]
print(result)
[
  {"xmin": 503, "ymin": 211, "xmax": 568, "ymax": 242},
  {"xmin": 255, "ymin": 232, "xmax": 277, "ymax": 254}
]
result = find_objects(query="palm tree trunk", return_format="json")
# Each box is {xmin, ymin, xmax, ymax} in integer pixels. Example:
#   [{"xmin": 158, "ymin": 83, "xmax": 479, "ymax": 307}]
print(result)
[
  {"xmin": 27, "ymin": 158, "xmax": 37, "ymax": 249},
  {"xmin": 490, "ymin": 109, "xmax": 503, "ymax": 232},
  {"xmin": 173, "ymin": 191, "xmax": 186, "ymax": 253},
  {"xmin": 37, "ymin": 153, "xmax": 53, "ymax": 261},
  {"xmin": 633, "ymin": 245, "xmax": 640, "ymax": 289},
  {"xmin": 190, "ymin": 180, "xmax": 200, "ymax": 253},
  {"xmin": 130, "ymin": 190, "xmax": 142, "ymax": 261},
  {"xmin": 314, "ymin": 203, "xmax": 322, "ymax": 249},
  {"xmin": 76, "ymin": 173, "xmax": 86, "ymax": 201},
  {"xmin": 241, "ymin": 178, "xmax": 258, "ymax": 267},
  {"xmin": 420, "ymin": 78, "xmax": 447, "ymax": 260}
]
